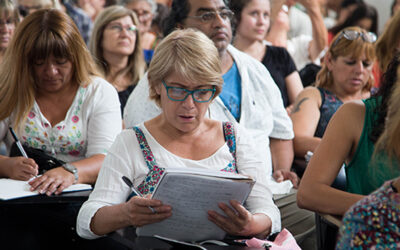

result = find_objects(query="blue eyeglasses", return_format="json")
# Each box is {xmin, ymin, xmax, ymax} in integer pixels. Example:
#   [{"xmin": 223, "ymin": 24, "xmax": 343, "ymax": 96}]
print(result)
[{"xmin": 162, "ymin": 80, "xmax": 216, "ymax": 103}]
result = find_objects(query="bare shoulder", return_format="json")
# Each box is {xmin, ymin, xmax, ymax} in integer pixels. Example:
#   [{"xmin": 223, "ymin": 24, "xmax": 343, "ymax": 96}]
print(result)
[
  {"xmin": 334, "ymin": 100, "xmax": 366, "ymax": 121},
  {"xmin": 297, "ymin": 86, "xmax": 321, "ymax": 99},
  {"xmin": 326, "ymin": 100, "xmax": 366, "ymax": 137}
]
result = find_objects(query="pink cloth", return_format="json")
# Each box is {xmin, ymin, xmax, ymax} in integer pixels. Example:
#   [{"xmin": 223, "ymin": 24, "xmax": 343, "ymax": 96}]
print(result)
[{"xmin": 245, "ymin": 229, "xmax": 301, "ymax": 250}]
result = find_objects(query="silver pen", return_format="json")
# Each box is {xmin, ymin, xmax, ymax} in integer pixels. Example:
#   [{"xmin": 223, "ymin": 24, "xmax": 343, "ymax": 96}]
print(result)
[
  {"xmin": 122, "ymin": 176, "xmax": 157, "ymax": 214},
  {"xmin": 9, "ymin": 127, "xmax": 28, "ymax": 158}
]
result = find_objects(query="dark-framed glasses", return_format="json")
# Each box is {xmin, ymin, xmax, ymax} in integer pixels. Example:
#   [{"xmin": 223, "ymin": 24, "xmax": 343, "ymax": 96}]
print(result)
[
  {"xmin": 162, "ymin": 80, "xmax": 216, "ymax": 103},
  {"xmin": 107, "ymin": 24, "xmax": 137, "ymax": 35},
  {"xmin": 331, "ymin": 30, "xmax": 377, "ymax": 48},
  {"xmin": 186, "ymin": 9, "xmax": 234, "ymax": 23}
]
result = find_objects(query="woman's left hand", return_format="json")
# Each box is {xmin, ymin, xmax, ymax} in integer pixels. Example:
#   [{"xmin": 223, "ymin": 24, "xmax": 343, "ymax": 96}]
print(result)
[
  {"xmin": 29, "ymin": 167, "xmax": 75, "ymax": 196},
  {"xmin": 208, "ymin": 200, "xmax": 253, "ymax": 236}
]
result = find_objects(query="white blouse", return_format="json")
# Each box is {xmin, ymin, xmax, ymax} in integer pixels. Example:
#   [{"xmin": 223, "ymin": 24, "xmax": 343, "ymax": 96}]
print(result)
[
  {"xmin": 0, "ymin": 77, "xmax": 122, "ymax": 163},
  {"xmin": 77, "ymin": 122, "xmax": 281, "ymax": 239}
]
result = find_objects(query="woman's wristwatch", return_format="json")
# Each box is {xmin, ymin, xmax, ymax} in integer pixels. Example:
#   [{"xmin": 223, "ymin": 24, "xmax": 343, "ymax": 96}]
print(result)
[{"xmin": 62, "ymin": 163, "xmax": 78, "ymax": 184}]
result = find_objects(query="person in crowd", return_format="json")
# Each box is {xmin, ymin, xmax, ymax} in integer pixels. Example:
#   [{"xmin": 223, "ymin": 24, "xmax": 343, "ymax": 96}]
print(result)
[
  {"xmin": 124, "ymin": 0, "xmax": 158, "ymax": 64},
  {"xmin": 336, "ymin": 62, "xmax": 400, "ymax": 249},
  {"xmin": 77, "ymin": 28, "xmax": 279, "ymax": 239},
  {"xmin": 61, "ymin": 0, "xmax": 93, "ymax": 44},
  {"xmin": 335, "ymin": 0, "xmax": 364, "ymax": 26},
  {"xmin": 291, "ymin": 26, "xmax": 375, "ymax": 164},
  {"xmin": 150, "ymin": 2, "xmax": 169, "ymax": 40},
  {"xmin": 328, "ymin": 2, "xmax": 377, "ymax": 44},
  {"xmin": 297, "ymin": 52, "xmax": 400, "ymax": 216},
  {"xmin": 266, "ymin": 0, "xmax": 328, "ymax": 71},
  {"xmin": 230, "ymin": 0, "xmax": 303, "ymax": 110},
  {"xmin": 0, "ymin": 9, "xmax": 121, "ymax": 194},
  {"xmin": 0, "ymin": 0, "xmax": 19, "ymax": 63},
  {"xmin": 374, "ymin": 10, "xmax": 400, "ymax": 87},
  {"xmin": 0, "ymin": 9, "xmax": 121, "ymax": 249},
  {"xmin": 123, "ymin": 0, "xmax": 318, "ymax": 247},
  {"xmin": 124, "ymin": 0, "xmax": 296, "ymax": 189},
  {"xmin": 90, "ymin": 5, "xmax": 146, "ymax": 116}
]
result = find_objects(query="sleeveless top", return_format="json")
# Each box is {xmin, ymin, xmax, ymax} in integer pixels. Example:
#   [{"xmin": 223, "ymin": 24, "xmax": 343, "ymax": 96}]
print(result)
[
  {"xmin": 314, "ymin": 87, "xmax": 343, "ymax": 138},
  {"xmin": 345, "ymin": 97, "xmax": 390, "ymax": 195},
  {"xmin": 132, "ymin": 122, "xmax": 238, "ymax": 196}
]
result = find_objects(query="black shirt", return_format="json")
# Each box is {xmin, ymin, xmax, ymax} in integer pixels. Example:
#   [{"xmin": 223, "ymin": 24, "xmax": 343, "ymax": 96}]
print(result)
[{"xmin": 261, "ymin": 45, "xmax": 297, "ymax": 107}]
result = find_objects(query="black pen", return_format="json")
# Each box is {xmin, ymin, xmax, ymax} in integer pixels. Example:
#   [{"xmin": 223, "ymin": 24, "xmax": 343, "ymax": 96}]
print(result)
[
  {"xmin": 122, "ymin": 176, "xmax": 157, "ymax": 214},
  {"xmin": 9, "ymin": 127, "xmax": 28, "ymax": 158}
]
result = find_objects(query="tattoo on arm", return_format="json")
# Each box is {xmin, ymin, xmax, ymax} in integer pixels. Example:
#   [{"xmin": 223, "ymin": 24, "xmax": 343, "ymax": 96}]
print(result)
[{"xmin": 292, "ymin": 97, "xmax": 309, "ymax": 114}]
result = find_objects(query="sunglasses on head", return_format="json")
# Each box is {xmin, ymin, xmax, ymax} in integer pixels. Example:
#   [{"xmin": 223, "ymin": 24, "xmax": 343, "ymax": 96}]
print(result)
[{"xmin": 331, "ymin": 30, "xmax": 377, "ymax": 49}]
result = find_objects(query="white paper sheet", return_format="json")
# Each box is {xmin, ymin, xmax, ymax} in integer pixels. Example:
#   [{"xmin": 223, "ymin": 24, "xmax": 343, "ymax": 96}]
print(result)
[{"xmin": 0, "ymin": 178, "xmax": 92, "ymax": 200}]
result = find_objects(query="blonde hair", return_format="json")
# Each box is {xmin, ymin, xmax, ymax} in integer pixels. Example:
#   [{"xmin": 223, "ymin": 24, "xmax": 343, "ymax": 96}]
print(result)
[
  {"xmin": 374, "ymin": 66, "xmax": 400, "ymax": 160},
  {"xmin": 0, "ymin": 9, "xmax": 99, "ymax": 131},
  {"xmin": 89, "ymin": 5, "xmax": 145, "ymax": 87},
  {"xmin": 316, "ymin": 26, "xmax": 376, "ymax": 91},
  {"xmin": 376, "ymin": 11, "xmax": 400, "ymax": 73},
  {"xmin": 0, "ymin": 0, "xmax": 20, "ymax": 24},
  {"xmin": 147, "ymin": 29, "xmax": 223, "ymax": 107}
]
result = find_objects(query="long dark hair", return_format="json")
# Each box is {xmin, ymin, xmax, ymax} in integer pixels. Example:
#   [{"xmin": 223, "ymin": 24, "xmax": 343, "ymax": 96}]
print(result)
[
  {"xmin": 330, "ymin": 2, "xmax": 378, "ymax": 35},
  {"xmin": 370, "ymin": 53, "xmax": 400, "ymax": 143}
]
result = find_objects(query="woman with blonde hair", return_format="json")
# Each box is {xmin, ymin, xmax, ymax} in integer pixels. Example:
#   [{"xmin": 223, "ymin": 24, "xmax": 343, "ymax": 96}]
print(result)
[
  {"xmin": 90, "ymin": 5, "xmax": 146, "ymax": 115},
  {"xmin": 290, "ymin": 26, "xmax": 376, "ymax": 167},
  {"xmin": 77, "ymin": 28, "xmax": 279, "ymax": 240},
  {"xmin": 0, "ymin": 0, "xmax": 19, "ymax": 63}
]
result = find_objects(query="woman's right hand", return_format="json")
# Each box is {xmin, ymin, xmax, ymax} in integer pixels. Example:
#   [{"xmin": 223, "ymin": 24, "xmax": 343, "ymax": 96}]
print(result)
[
  {"xmin": 2, "ymin": 156, "xmax": 38, "ymax": 180},
  {"xmin": 124, "ymin": 195, "xmax": 172, "ymax": 227}
]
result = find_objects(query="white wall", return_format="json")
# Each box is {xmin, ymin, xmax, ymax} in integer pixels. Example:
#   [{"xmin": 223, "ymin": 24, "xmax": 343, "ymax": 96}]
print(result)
[{"xmin": 365, "ymin": 0, "xmax": 392, "ymax": 34}]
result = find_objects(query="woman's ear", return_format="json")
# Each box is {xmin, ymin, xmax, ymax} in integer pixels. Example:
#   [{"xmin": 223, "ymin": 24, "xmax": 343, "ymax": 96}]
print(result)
[
  {"xmin": 155, "ymin": 82, "xmax": 161, "ymax": 95},
  {"xmin": 176, "ymin": 22, "xmax": 184, "ymax": 29},
  {"xmin": 325, "ymin": 52, "xmax": 334, "ymax": 71}
]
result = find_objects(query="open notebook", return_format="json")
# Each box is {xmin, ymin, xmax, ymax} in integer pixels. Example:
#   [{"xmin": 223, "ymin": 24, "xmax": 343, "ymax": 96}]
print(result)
[
  {"xmin": 0, "ymin": 178, "xmax": 92, "ymax": 200},
  {"xmin": 136, "ymin": 167, "xmax": 255, "ymax": 242}
]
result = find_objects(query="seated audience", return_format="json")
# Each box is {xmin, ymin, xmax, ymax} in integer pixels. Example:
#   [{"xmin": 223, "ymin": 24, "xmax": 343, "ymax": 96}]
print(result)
[
  {"xmin": 336, "ymin": 66, "xmax": 400, "ymax": 249},
  {"xmin": 124, "ymin": 0, "xmax": 158, "ymax": 64},
  {"xmin": 0, "ymin": 0, "xmax": 19, "ymax": 63},
  {"xmin": 328, "ymin": 2, "xmax": 378, "ymax": 44},
  {"xmin": 297, "ymin": 53, "xmax": 400, "ymax": 216},
  {"xmin": 0, "ymin": 9, "xmax": 121, "ymax": 194},
  {"xmin": 77, "ymin": 28, "xmax": 280, "ymax": 239},
  {"xmin": 230, "ymin": 0, "xmax": 303, "ymax": 110},
  {"xmin": 90, "ymin": 5, "xmax": 146, "ymax": 115},
  {"xmin": 291, "ymin": 26, "xmax": 375, "ymax": 161}
]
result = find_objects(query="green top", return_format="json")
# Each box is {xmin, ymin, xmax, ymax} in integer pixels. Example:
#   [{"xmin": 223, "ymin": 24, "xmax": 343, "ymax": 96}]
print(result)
[{"xmin": 344, "ymin": 97, "xmax": 398, "ymax": 195}]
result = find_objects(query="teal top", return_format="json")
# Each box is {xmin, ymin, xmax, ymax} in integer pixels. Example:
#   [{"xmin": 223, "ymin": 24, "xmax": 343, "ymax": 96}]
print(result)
[{"xmin": 345, "ymin": 97, "xmax": 400, "ymax": 195}]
